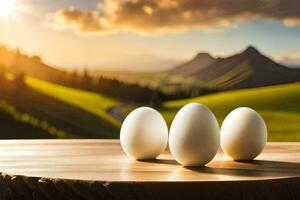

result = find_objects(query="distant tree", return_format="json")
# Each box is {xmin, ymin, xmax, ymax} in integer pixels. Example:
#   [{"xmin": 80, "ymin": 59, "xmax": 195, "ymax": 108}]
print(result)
[
  {"xmin": 15, "ymin": 72, "xmax": 25, "ymax": 89},
  {"xmin": 71, "ymin": 69, "xmax": 79, "ymax": 86},
  {"xmin": 31, "ymin": 55, "xmax": 42, "ymax": 63},
  {"xmin": 11, "ymin": 49, "xmax": 22, "ymax": 74},
  {"xmin": 149, "ymin": 90, "xmax": 161, "ymax": 107},
  {"xmin": 82, "ymin": 68, "xmax": 92, "ymax": 89},
  {"xmin": 0, "ymin": 66, "xmax": 4, "ymax": 76},
  {"xmin": 0, "ymin": 66, "xmax": 5, "ymax": 84}
]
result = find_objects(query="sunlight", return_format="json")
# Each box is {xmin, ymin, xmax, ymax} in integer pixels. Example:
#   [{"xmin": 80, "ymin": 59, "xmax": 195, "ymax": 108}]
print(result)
[{"xmin": 0, "ymin": 0, "xmax": 16, "ymax": 19}]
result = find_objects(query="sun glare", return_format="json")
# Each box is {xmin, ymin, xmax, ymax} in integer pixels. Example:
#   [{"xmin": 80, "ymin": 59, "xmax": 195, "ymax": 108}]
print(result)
[{"xmin": 0, "ymin": 0, "xmax": 16, "ymax": 19}]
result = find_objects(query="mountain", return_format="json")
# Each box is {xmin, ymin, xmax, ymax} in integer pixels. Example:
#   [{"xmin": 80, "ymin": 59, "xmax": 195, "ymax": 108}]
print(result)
[
  {"xmin": 170, "ymin": 52, "xmax": 216, "ymax": 76},
  {"xmin": 170, "ymin": 46, "xmax": 300, "ymax": 89}
]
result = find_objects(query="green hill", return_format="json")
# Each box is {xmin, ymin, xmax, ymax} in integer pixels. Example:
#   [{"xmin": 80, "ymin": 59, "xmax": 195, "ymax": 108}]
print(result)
[
  {"xmin": 0, "ymin": 100, "xmax": 59, "ymax": 139},
  {"xmin": 161, "ymin": 82, "xmax": 300, "ymax": 141},
  {"xmin": 2, "ymin": 71, "xmax": 300, "ymax": 141},
  {"xmin": 0, "ymin": 74, "xmax": 121, "ymax": 138},
  {"xmin": 25, "ymin": 77, "xmax": 120, "ymax": 128}
]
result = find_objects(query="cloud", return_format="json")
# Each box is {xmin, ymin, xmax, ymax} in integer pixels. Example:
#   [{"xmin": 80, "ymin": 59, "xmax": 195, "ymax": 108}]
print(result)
[
  {"xmin": 276, "ymin": 52, "xmax": 300, "ymax": 67},
  {"xmin": 47, "ymin": 0, "xmax": 300, "ymax": 34}
]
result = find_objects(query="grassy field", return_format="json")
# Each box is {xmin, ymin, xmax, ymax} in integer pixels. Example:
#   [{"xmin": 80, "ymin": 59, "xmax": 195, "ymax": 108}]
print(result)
[
  {"xmin": 2, "ymin": 73, "xmax": 300, "ymax": 141},
  {"xmin": 1, "ymin": 75, "xmax": 121, "ymax": 138},
  {"xmin": 0, "ymin": 100, "xmax": 61, "ymax": 139},
  {"xmin": 25, "ymin": 77, "xmax": 120, "ymax": 128},
  {"xmin": 161, "ymin": 82, "xmax": 300, "ymax": 141}
]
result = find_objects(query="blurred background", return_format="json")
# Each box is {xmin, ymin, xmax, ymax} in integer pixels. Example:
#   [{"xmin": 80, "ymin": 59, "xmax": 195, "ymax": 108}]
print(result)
[{"xmin": 0, "ymin": 0, "xmax": 300, "ymax": 140}]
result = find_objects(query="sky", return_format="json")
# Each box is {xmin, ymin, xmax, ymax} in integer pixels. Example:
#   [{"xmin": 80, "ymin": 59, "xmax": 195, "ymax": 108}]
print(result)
[{"xmin": 1, "ymin": 0, "xmax": 300, "ymax": 71}]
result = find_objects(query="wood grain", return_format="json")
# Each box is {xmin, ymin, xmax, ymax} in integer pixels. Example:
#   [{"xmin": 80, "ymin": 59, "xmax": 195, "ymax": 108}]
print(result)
[{"xmin": 0, "ymin": 140, "xmax": 299, "ymax": 182}]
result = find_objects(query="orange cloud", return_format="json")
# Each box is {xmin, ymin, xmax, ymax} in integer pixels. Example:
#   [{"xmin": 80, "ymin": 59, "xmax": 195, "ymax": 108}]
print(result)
[{"xmin": 47, "ymin": 0, "xmax": 300, "ymax": 34}]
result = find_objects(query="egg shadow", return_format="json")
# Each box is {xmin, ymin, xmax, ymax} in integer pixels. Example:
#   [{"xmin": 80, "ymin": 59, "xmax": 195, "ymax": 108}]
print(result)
[
  {"xmin": 137, "ymin": 157, "xmax": 300, "ymax": 177},
  {"xmin": 185, "ymin": 159, "xmax": 300, "ymax": 177},
  {"xmin": 138, "ymin": 158, "xmax": 178, "ymax": 165},
  {"xmin": 236, "ymin": 159, "xmax": 300, "ymax": 170}
]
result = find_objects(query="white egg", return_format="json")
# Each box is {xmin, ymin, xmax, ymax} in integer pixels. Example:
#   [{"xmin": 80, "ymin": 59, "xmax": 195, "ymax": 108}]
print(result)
[
  {"xmin": 220, "ymin": 107, "xmax": 268, "ymax": 161},
  {"xmin": 120, "ymin": 107, "xmax": 168, "ymax": 160},
  {"xmin": 169, "ymin": 103, "xmax": 220, "ymax": 167}
]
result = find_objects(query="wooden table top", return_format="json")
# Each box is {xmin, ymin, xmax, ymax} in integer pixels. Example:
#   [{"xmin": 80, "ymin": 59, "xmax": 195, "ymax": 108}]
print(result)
[{"xmin": 0, "ymin": 140, "xmax": 299, "ymax": 182}]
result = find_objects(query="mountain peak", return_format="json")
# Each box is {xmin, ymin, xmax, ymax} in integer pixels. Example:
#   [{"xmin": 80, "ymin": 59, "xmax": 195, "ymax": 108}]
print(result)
[
  {"xmin": 170, "ymin": 52, "xmax": 216, "ymax": 75},
  {"xmin": 194, "ymin": 52, "xmax": 214, "ymax": 60},
  {"xmin": 243, "ymin": 46, "xmax": 260, "ymax": 55}
]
